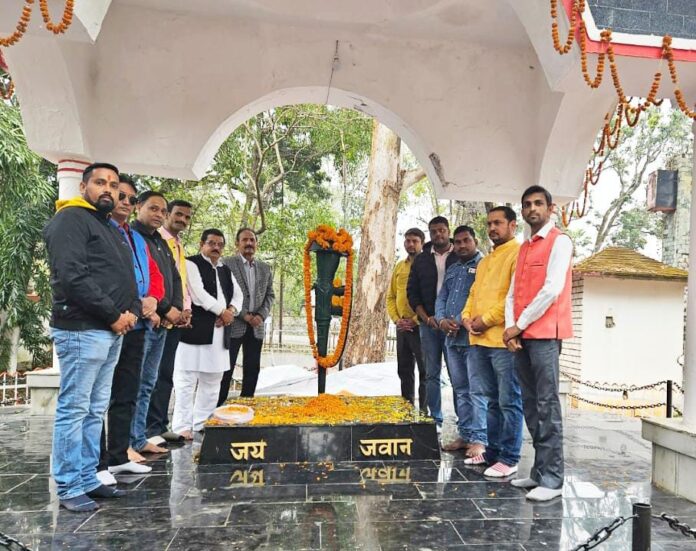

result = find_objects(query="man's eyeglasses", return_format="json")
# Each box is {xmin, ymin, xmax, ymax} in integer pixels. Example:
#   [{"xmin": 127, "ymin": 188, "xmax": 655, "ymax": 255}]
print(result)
[{"xmin": 119, "ymin": 192, "xmax": 138, "ymax": 206}]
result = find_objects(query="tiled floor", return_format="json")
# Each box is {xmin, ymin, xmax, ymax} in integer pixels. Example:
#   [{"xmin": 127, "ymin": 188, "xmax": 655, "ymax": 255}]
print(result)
[{"xmin": 1, "ymin": 409, "xmax": 695, "ymax": 550}]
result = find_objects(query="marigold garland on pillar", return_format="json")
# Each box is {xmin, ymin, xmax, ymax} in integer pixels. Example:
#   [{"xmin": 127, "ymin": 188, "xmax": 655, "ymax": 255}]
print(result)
[
  {"xmin": 303, "ymin": 225, "xmax": 353, "ymax": 369},
  {"xmin": 551, "ymin": 0, "xmax": 694, "ymax": 225}
]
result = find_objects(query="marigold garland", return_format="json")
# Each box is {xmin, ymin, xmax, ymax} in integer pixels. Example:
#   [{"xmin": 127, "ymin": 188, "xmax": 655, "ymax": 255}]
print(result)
[
  {"xmin": 207, "ymin": 395, "xmax": 422, "ymax": 426},
  {"xmin": 303, "ymin": 225, "xmax": 353, "ymax": 369},
  {"xmin": 552, "ymin": 0, "xmax": 695, "ymax": 226}
]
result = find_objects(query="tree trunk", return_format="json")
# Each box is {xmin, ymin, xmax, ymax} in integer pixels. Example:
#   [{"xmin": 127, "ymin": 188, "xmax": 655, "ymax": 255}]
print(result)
[{"xmin": 344, "ymin": 121, "xmax": 402, "ymax": 367}]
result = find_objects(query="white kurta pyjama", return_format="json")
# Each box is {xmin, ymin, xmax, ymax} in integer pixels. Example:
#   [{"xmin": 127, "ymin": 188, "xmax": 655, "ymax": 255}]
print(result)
[{"xmin": 172, "ymin": 256, "xmax": 243, "ymax": 433}]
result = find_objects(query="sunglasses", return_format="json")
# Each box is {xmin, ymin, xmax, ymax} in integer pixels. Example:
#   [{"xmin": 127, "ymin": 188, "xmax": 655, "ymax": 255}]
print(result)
[{"xmin": 119, "ymin": 192, "xmax": 138, "ymax": 206}]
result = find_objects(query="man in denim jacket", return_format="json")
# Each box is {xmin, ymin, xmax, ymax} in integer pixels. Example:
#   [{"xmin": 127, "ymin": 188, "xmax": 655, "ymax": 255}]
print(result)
[{"xmin": 435, "ymin": 225, "xmax": 482, "ymax": 450}]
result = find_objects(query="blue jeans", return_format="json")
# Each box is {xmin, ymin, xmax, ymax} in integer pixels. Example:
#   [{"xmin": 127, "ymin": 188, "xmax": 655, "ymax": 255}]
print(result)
[
  {"xmin": 130, "ymin": 328, "xmax": 167, "ymax": 450},
  {"xmin": 51, "ymin": 328, "xmax": 123, "ymax": 500},
  {"xmin": 469, "ymin": 345, "xmax": 523, "ymax": 466},
  {"xmin": 419, "ymin": 324, "xmax": 449, "ymax": 425},
  {"xmin": 446, "ymin": 344, "xmax": 473, "ymax": 441}
]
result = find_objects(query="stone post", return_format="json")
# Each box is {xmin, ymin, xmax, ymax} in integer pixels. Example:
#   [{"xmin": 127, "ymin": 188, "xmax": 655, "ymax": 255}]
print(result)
[{"xmin": 683, "ymin": 121, "xmax": 696, "ymax": 425}]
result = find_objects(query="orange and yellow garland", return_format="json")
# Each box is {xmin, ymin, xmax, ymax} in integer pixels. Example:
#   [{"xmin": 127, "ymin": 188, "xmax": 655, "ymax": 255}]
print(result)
[{"xmin": 303, "ymin": 225, "xmax": 353, "ymax": 369}]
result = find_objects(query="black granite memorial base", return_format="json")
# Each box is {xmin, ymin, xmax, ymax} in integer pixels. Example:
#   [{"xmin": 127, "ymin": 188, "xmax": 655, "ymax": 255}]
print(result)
[{"xmin": 199, "ymin": 421, "xmax": 439, "ymax": 465}]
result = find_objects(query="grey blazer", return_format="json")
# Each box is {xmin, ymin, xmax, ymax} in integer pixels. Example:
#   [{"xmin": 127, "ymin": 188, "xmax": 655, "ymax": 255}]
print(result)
[{"xmin": 222, "ymin": 254, "xmax": 275, "ymax": 341}]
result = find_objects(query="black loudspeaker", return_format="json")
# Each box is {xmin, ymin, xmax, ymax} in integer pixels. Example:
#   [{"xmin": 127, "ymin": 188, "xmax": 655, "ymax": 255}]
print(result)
[{"xmin": 647, "ymin": 169, "xmax": 678, "ymax": 213}]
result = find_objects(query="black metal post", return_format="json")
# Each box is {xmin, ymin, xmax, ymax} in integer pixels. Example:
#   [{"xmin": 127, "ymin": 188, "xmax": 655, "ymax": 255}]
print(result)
[
  {"xmin": 632, "ymin": 502, "xmax": 651, "ymax": 551},
  {"xmin": 666, "ymin": 380, "xmax": 673, "ymax": 419}
]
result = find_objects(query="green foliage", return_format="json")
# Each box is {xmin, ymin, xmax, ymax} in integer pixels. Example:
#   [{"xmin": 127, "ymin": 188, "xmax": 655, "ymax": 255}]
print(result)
[
  {"xmin": 127, "ymin": 105, "xmax": 372, "ymax": 315},
  {"xmin": 0, "ymin": 101, "xmax": 56, "ymax": 371},
  {"xmin": 609, "ymin": 204, "xmax": 663, "ymax": 251}
]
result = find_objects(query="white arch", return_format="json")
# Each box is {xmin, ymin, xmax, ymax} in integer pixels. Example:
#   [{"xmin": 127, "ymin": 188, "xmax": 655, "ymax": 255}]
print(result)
[{"xmin": 191, "ymin": 86, "xmax": 442, "ymax": 189}]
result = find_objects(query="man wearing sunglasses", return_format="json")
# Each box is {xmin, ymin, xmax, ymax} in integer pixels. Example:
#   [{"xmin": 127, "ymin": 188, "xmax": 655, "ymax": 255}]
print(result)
[{"xmin": 96, "ymin": 176, "xmax": 166, "ymax": 485}]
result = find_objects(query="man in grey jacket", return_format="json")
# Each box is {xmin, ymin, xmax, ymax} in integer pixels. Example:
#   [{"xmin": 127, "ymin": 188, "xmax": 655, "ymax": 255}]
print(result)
[{"xmin": 218, "ymin": 228, "xmax": 275, "ymax": 402}]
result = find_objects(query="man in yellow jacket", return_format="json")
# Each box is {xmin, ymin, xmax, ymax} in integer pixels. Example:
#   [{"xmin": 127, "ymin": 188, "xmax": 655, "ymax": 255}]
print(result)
[
  {"xmin": 461, "ymin": 206, "xmax": 523, "ymax": 478},
  {"xmin": 387, "ymin": 228, "xmax": 426, "ymax": 410}
]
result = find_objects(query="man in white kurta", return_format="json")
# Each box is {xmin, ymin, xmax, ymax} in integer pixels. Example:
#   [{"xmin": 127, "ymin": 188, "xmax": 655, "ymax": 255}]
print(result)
[{"xmin": 172, "ymin": 230, "xmax": 243, "ymax": 438}]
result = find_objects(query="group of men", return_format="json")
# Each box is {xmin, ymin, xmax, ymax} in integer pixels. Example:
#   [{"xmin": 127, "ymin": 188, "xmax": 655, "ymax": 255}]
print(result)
[
  {"xmin": 387, "ymin": 185, "xmax": 572, "ymax": 502},
  {"xmin": 44, "ymin": 163, "xmax": 274, "ymax": 512}
]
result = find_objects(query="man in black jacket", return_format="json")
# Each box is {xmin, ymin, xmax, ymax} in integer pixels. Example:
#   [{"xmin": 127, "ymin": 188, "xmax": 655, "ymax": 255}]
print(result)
[
  {"xmin": 44, "ymin": 162, "xmax": 139, "ymax": 512},
  {"xmin": 130, "ymin": 191, "xmax": 184, "ymax": 455},
  {"xmin": 407, "ymin": 216, "xmax": 458, "ymax": 428}
]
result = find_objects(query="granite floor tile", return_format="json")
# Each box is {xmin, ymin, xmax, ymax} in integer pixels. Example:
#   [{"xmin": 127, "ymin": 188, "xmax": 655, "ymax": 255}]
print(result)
[
  {"xmin": 226, "ymin": 500, "xmax": 358, "ymax": 526},
  {"xmin": 0, "ymin": 510, "xmax": 94, "ymax": 535},
  {"xmin": 8, "ymin": 528, "xmax": 176, "ymax": 551},
  {"xmin": 0, "ymin": 474, "xmax": 35, "ymax": 492},
  {"xmin": 307, "ymin": 481, "xmax": 423, "ymax": 500},
  {"xmin": 416, "ymin": 481, "xmax": 526, "ymax": 500},
  {"xmin": 191, "ymin": 483, "xmax": 308, "ymax": 502},
  {"xmin": 0, "ymin": 490, "xmax": 58, "ymax": 512},
  {"xmin": 355, "ymin": 496, "xmax": 484, "ymax": 522}
]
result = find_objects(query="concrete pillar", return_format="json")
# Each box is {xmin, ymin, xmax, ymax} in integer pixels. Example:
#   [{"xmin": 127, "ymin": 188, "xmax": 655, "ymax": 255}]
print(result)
[
  {"xmin": 27, "ymin": 159, "xmax": 89, "ymax": 413},
  {"xmin": 683, "ymin": 122, "xmax": 696, "ymax": 425},
  {"xmin": 57, "ymin": 159, "xmax": 89, "ymax": 199}
]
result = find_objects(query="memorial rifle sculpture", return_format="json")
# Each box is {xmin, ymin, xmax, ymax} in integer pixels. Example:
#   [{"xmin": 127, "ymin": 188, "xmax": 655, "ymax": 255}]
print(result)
[{"xmin": 303, "ymin": 225, "xmax": 353, "ymax": 393}]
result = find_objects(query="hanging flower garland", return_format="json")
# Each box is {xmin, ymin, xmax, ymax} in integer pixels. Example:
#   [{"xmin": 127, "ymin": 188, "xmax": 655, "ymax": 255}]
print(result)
[{"xmin": 303, "ymin": 225, "xmax": 353, "ymax": 369}]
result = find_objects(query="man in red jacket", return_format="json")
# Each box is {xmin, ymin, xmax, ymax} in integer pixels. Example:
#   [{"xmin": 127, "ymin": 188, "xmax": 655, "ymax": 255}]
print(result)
[{"xmin": 503, "ymin": 185, "xmax": 573, "ymax": 502}]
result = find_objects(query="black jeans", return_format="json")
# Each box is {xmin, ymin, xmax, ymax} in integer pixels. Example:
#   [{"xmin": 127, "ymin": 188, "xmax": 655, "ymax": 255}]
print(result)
[
  {"xmin": 146, "ymin": 327, "xmax": 181, "ymax": 437},
  {"xmin": 515, "ymin": 339, "xmax": 564, "ymax": 489},
  {"xmin": 217, "ymin": 324, "xmax": 264, "ymax": 404},
  {"xmin": 396, "ymin": 328, "xmax": 426, "ymax": 410},
  {"xmin": 99, "ymin": 329, "xmax": 146, "ymax": 470}
]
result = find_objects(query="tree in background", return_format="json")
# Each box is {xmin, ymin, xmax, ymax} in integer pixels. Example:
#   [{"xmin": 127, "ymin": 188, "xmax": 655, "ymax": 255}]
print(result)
[
  {"xmin": 589, "ymin": 105, "xmax": 691, "ymax": 253},
  {"xmin": 0, "ymin": 100, "xmax": 56, "ymax": 372}
]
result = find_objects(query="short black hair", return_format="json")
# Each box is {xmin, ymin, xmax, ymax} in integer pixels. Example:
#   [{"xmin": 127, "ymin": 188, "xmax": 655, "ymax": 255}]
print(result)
[
  {"xmin": 168, "ymin": 199, "xmax": 193, "ymax": 211},
  {"xmin": 137, "ymin": 190, "xmax": 167, "ymax": 205},
  {"xmin": 404, "ymin": 228, "xmax": 425, "ymax": 242},
  {"xmin": 453, "ymin": 225, "xmax": 476, "ymax": 239},
  {"xmin": 201, "ymin": 228, "xmax": 225, "ymax": 244},
  {"xmin": 235, "ymin": 227, "xmax": 257, "ymax": 242},
  {"xmin": 82, "ymin": 162, "xmax": 119, "ymax": 183},
  {"xmin": 521, "ymin": 185, "xmax": 553, "ymax": 206},
  {"xmin": 428, "ymin": 216, "xmax": 449, "ymax": 228},
  {"xmin": 119, "ymin": 174, "xmax": 137, "ymax": 194},
  {"xmin": 489, "ymin": 206, "xmax": 517, "ymax": 222}
]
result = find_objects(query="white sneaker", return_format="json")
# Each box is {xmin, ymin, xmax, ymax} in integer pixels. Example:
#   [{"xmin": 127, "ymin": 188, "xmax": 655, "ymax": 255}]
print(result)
[
  {"xmin": 108, "ymin": 461, "xmax": 153, "ymax": 475},
  {"xmin": 97, "ymin": 469, "xmax": 118, "ymax": 486},
  {"xmin": 526, "ymin": 486, "xmax": 563, "ymax": 501},
  {"xmin": 147, "ymin": 435, "xmax": 166, "ymax": 446},
  {"xmin": 511, "ymin": 477, "xmax": 538, "ymax": 489}
]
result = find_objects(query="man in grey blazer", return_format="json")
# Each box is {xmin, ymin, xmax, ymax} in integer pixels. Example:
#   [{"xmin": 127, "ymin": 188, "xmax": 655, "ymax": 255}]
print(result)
[{"xmin": 218, "ymin": 228, "xmax": 275, "ymax": 402}]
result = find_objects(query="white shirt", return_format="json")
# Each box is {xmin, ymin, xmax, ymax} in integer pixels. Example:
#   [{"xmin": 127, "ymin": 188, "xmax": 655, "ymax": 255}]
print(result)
[
  {"xmin": 432, "ymin": 243, "xmax": 453, "ymax": 295},
  {"xmin": 186, "ymin": 255, "xmax": 243, "ymax": 315},
  {"xmin": 505, "ymin": 221, "xmax": 573, "ymax": 331}
]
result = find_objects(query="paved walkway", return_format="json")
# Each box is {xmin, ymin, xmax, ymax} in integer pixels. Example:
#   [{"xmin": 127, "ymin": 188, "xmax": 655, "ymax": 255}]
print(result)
[{"xmin": 0, "ymin": 408, "xmax": 695, "ymax": 550}]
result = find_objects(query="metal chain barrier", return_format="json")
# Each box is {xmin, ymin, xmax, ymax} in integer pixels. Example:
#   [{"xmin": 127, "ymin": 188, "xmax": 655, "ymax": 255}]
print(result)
[
  {"xmin": 569, "ymin": 394, "xmax": 668, "ymax": 411},
  {"xmin": 561, "ymin": 370, "xmax": 684, "ymax": 394},
  {"xmin": 0, "ymin": 532, "xmax": 33, "ymax": 551},
  {"xmin": 571, "ymin": 515, "xmax": 636, "ymax": 551},
  {"xmin": 653, "ymin": 513, "xmax": 696, "ymax": 540}
]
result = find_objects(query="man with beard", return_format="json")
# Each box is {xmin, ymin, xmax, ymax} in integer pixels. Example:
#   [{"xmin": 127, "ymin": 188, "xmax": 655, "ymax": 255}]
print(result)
[
  {"xmin": 44, "ymin": 163, "xmax": 140, "ymax": 511},
  {"xmin": 130, "ymin": 191, "xmax": 184, "ymax": 455},
  {"xmin": 407, "ymin": 216, "xmax": 458, "ymax": 428},
  {"xmin": 146, "ymin": 199, "xmax": 193, "ymax": 446},
  {"xmin": 434, "ymin": 226, "xmax": 482, "ymax": 450},
  {"xmin": 387, "ymin": 228, "xmax": 426, "ymax": 409},
  {"xmin": 504, "ymin": 186, "xmax": 573, "ymax": 502},
  {"xmin": 218, "ymin": 228, "xmax": 275, "ymax": 402},
  {"xmin": 462, "ymin": 207, "xmax": 523, "ymax": 478},
  {"xmin": 96, "ymin": 175, "xmax": 165, "ymax": 484}
]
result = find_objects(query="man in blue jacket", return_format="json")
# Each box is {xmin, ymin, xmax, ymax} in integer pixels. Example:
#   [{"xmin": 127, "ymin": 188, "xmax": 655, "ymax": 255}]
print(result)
[
  {"xmin": 435, "ymin": 225, "xmax": 482, "ymax": 450},
  {"xmin": 44, "ymin": 163, "xmax": 140, "ymax": 512}
]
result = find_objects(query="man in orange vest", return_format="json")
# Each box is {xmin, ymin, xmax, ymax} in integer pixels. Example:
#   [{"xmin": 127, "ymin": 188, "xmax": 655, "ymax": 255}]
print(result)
[{"xmin": 503, "ymin": 185, "xmax": 573, "ymax": 502}]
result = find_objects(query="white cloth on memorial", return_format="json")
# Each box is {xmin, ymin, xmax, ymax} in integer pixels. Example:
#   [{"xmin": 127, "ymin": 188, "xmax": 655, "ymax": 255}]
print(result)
[{"xmin": 174, "ymin": 255, "xmax": 243, "ymax": 374}]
